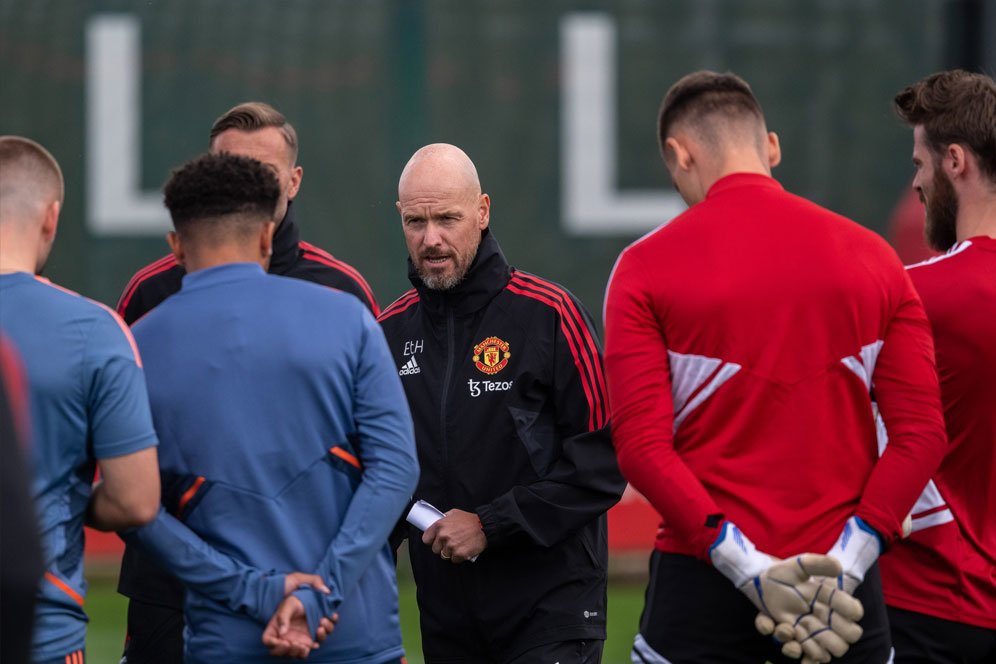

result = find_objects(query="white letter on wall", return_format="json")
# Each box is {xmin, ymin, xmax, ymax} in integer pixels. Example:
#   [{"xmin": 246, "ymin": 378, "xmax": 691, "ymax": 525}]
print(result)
[
  {"xmin": 561, "ymin": 13, "xmax": 685, "ymax": 236},
  {"xmin": 86, "ymin": 14, "xmax": 170, "ymax": 235}
]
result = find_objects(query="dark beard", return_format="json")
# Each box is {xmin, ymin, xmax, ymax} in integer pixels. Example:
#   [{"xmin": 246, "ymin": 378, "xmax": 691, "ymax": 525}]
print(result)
[{"xmin": 924, "ymin": 168, "xmax": 959, "ymax": 252}]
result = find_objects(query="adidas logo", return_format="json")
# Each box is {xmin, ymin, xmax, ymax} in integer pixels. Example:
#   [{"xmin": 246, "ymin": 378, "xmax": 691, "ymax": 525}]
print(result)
[{"xmin": 399, "ymin": 356, "xmax": 421, "ymax": 376}]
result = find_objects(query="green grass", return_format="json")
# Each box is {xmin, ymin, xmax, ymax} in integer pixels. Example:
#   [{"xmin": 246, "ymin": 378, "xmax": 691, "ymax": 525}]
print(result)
[{"xmin": 84, "ymin": 572, "xmax": 646, "ymax": 663}]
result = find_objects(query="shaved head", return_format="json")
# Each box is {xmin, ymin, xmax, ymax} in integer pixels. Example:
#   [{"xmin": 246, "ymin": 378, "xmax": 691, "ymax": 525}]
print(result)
[
  {"xmin": 0, "ymin": 136, "xmax": 64, "ymax": 226},
  {"xmin": 396, "ymin": 143, "xmax": 490, "ymax": 291},
  {"xmin": 398, "ymin": 143, "xmax": 481, "ymax": 202}
]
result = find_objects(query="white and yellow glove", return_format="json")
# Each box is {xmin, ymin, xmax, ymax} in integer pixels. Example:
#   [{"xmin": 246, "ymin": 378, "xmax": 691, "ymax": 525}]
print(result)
[{"xmin": 710, "ymin": 522, "xmax": 865, "ymax": 663}]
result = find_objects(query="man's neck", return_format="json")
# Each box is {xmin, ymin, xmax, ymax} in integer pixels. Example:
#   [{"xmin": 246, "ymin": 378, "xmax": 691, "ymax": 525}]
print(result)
[
  {"xmin": 0, "ymin": 231, "xmax": 38, "ymax": 274},
  {"xmin": 182, "ymin": 247, "xmax": 267, "ymax": 274},
  {"xmin": 956, "ymin": 189, "xmax": 996, "ymax": 242}
]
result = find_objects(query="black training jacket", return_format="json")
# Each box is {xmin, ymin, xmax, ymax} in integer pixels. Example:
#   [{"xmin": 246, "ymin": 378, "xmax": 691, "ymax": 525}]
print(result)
[
  {"xmin": 115, "ymin": 202, "xmax": 379, "ymax": 325},
  {"xmin": 378, "ymin": 230, "xmax": 625, "ymax": 658},
  {"xmin": 116, "ymin": 202, "xmax": 379, "ymax": 610}
]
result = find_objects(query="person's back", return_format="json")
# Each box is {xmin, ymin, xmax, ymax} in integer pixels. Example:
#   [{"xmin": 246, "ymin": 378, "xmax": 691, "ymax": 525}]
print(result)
[
  {"xmin": 0, "ymin": 135, "xmax": 160, "ymax": 664},
  {"xmin": 123, "ymin": 151, "xmax": 416, "ymax": 664},
  {"xmin": 135, "ymin": 268, "xmax": 404, "ymax": 661},
  {"xmin": 604, "ymin": 71, "xmax": 946, "ymax": 664},
  {"xmin": 617, "ymin": 173, "xmax": 930, "ymax": 556},
  {"xmin": 879, "ymin": 70, "xmax": 996, "ymax": 662}
]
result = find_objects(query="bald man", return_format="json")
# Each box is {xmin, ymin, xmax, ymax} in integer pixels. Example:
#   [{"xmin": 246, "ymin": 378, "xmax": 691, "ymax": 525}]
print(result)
[
  {"xmin": 378, "ymin": 144, "xmax": 625, "ymax": 664},
  {"xmin": 603, "ymin": 71, "xmax": 947, "ymax": 663},
  {"xmin": 0, "ymin": 135, "xmax": 161, "ymax": 663}
]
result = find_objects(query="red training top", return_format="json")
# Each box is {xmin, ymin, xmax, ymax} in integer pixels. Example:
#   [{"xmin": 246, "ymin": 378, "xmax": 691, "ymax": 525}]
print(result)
[
  {"xmin": 603, "ymin": 173, "xmax": 948, "ymax": 560},
  {"xmin": 880, "ymin": 236, "xmax": 996, "ymax": 630}
]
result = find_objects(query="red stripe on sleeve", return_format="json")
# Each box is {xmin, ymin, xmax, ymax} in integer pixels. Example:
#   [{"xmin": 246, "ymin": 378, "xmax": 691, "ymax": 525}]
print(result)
[
  {"xmin": 116, "ymin": 254, "xmax": 178, "ymax": 316},
  {"xmin": 377, "ymin": 289, "xmax": 420, "ymax": 322},
  {"xmin": 506, "ymin": 281, "xmax": 602, "ymax": 431},
  {"xmin": 509, "ymin": 273, "xmax": 608, "ymax": 428},
  {"xmin": 299, "ymin": 242, "xmax": 380, "ymax": 316}
]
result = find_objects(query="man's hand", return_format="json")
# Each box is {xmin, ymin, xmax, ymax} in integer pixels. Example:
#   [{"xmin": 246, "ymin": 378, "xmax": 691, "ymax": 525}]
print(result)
[
  {"xmin": 283, "ymin": 572, "xmax": 329, "ymax": 596},
  {"xmin": 262, "ymin": 595, "xmax": 337, "ymax": 659},
  {"xmin": 422, "ymin": 509, "xmax": 487, "ymax": 563},
  {"xmin": 752, "ymin": 558, "xmax": 864, "ymax": 663},
  {"xmin": 709, "ymin": 522, "xmax": 864, "ymax": 663}
]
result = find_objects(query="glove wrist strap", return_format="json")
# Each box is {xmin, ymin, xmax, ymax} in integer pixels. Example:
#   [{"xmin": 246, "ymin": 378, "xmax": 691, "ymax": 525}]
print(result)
[
  {"xmin": 828, "ymin": 515, "xmax": 883, "ymax": 583},
  {"xmin": 709, "ymin": 522, "xmax": 769, "ymax": 588}
]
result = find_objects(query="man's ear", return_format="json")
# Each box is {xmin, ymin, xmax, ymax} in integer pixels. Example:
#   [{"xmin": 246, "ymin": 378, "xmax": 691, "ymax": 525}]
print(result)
[
  {"xmin": 944, "ymin": 143, "xmax": 968, "ymax": 179},
  {"xmin": 259, "ymin": 221, "xmax": 276, "ymax": 258},
  {"xmin": 40, "ymin": 200, "xmax": 60, "ymax": 243},
  {"xmin": 766, "ymin": 131, "xmax": 781, "ymax": 169},
  {"xmin": 478, "ymin": 193, "xmax": 491, "ymax": 230},
  {"xmin": 166, "ymin": 231, "xmax": 184, "ymax": 267},
  {"xmin": 287, "ymin": 165, "xmax": 303, "ymax": 200},
  {"xmin": 664, "ymin": 136, "xmax": 693, "ymax": 173}
]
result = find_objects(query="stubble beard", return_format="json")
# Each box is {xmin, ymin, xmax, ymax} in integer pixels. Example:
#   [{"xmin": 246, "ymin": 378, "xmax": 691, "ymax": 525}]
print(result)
[
  {"xmin": 924, "ymin": 168, "xmax": 959, "ymax": 252},
  {"xmin": 417, "ymin": 236, "xmax": 481, "ymax": 291}
]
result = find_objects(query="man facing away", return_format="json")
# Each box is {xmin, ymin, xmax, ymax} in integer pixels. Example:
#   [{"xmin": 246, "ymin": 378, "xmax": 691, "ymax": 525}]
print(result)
[
  {"xmin": 116, "ymin": 100, "xmax": 381, "ymax": 663},
  {"xmin": 378, "ymin": 143, "xmax": 625, "ymax": 664},
  {"xmin": 119, "ymin": 151, "xmax": 419, "ymax": 663},
  {"xmin": 879, "ymin": 69, "xmax": 996, "ymax": 663},
  {"xmin": 603, "ymin": 72, "xmax": 948, "ymax": 664},
  {"xmin": 0, "ymin": 135, "xmax": 161, "ymax": 663}
]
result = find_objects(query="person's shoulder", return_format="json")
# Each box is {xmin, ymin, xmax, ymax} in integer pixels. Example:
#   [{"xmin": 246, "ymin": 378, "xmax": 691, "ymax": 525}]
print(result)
[
  {"xmin": 377, "ymin": 288, "xmax": 420, "ymax": 325},
  {"xmin": 32, "ymin": 278, "xmax": 138, "ymax": 353},
  {"xmin": 906, "ymin": 240, "xmax": 977, "ymax": 278},
  {"xmin": 265, "ymin": 272, "xmax": 369, "ymax": 314},
  {"xmin": 117, "ymin": 254, "xmax": 182, "ymax": 307},
  {"xmin": 504, "ymin": 269, "xmax": 592, "ymax": 317}
]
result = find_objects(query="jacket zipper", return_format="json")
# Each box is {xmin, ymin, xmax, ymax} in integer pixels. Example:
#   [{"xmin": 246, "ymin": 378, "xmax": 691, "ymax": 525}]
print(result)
[{"xmin": 439, "ymin": 306, "xmax": 455, "ymax": 502}]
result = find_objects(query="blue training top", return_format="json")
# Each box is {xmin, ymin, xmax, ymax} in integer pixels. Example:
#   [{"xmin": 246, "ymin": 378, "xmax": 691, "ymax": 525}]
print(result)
[
  {"xmin": 125, "ymin": 263, "xmax": 418, "ymax": 664},
  {"xmin": 0, "ymin": 272, "xmax": 159, "ymax": 662}
]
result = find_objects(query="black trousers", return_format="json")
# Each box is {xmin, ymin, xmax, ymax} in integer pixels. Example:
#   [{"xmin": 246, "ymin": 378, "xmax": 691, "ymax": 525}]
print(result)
[
  {"xmin": 120, "ymin": 599, "xmax": 184, "ymax": 664},
  {"xmin": 634, "ymin": 551, "xmax": 892, "ymax": 664},
  {"xmin": 424, "ymin": 638, "xmax": 603, "ymax": 664},
  {"xmin": 888, "ymin": 606, "xmax": 996, "ymax": 664}
]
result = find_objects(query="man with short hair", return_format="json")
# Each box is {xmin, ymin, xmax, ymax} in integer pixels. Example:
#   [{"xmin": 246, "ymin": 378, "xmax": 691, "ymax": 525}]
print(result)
[
  {"xmin": 121, "ymin": 151, "xmax": 418, "ymax": 663},
  {"xmin": 379, "ymin": 143, "xmax": 625, "ymax": 663},
  {"xmin": 603, "ymin": 71, "xmax": 948, "ymax": 663},
  {"xmin": 879, "ymin": 69, "xmax": 996, "ymax": 663},
  {"xmin": 117, "ymin": 101, "xmax": 380, "ymax": 662},
  {"xmin": 0, "ymin": 135, "xmax": 161, "ymax": 664}
]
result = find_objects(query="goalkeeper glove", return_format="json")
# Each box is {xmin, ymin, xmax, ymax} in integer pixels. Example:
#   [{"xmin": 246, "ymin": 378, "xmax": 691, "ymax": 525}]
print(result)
[
  {"xmin": 710, "ymin": 522, "xmax": 864, "ymax": 663},
  {"xmin": 827, "ymin": 515, "xmax": 884, "ymax": 594}
]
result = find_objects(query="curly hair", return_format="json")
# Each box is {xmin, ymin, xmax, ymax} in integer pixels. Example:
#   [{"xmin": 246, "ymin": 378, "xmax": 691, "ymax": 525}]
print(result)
[
  {"xmin": 163, "ymin": 152, "xmax": 280, "ymax": 231},
  {"xmin": 894, "ymin": 70, "xmax": 996, "ymax": 181}
]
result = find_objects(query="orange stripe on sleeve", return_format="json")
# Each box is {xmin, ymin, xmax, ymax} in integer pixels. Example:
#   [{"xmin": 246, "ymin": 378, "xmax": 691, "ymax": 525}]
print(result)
[
  {"xmin": 330, "ymin": 446, "xmax": 362, "ymax": 469},
  {"xmin": 45, "ymin": 571, "xmax": 84, "ymax": 606}
]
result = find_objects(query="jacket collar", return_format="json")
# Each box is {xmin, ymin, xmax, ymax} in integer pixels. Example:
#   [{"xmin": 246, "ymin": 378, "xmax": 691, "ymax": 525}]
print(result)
[
  {"xmin": 409, "ymin": 229, "xmax": 511, "ymax": 317},
  {"xmin": 269, "ymin": 201, "xmax": 302, "ymax": 275}
]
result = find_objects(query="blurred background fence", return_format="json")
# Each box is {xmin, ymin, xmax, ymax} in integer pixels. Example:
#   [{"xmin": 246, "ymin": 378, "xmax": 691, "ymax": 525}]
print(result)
[{"xmin": 4, "ymin": 1, "xmax": 993, "ymax": 659}]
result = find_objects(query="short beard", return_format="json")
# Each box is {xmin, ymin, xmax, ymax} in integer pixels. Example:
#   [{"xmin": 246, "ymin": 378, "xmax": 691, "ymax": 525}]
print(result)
[
  {"xmin": 420, "ymin": 269, "xmax": 464, "ymax": 291},
  {"xmin": 924, "ymin": 167, "xmax": 959, "ymax": 252}
]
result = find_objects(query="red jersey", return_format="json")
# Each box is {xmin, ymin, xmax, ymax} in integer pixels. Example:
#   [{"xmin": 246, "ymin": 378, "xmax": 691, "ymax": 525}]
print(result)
[
  {"xmin": 603, "ymin": 173, "xmax": 947, "ymax": 560},
  {"xmin": 880, "ymin": 236, "xmax": 996, "ymax": 630}
]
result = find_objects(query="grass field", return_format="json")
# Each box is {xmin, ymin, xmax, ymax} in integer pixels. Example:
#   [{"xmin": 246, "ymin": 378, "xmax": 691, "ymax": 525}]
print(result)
[{"xmin": 83, "ymin": 571, "xmax": 647, "ymax": 663}]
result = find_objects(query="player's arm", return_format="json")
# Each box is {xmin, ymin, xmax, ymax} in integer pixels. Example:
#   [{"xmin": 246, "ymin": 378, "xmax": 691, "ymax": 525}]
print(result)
[
  {"xmin": 602, "ymin": 251, "xmax": 726, "ymax": 555},
  {"xmin": 826, "ymin": 267, "xmax": 948, "ymax": 591},
  {"xmin": 293, "ymin": 310, "xmax": 418, "ymax": 632},
  {"xmin": 473, "ymin": 294, "xmax": 625, "ymax": 549},
  {"xmin": 82, "ymin": 309, "xmax": 161, "ymax": 530},
  {"xmin": 86, "ymin": 448, "xmax": 160, "ymax": 530}
]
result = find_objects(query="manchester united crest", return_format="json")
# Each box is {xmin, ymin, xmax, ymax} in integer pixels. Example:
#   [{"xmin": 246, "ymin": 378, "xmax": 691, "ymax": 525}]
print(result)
[{"xmin": 472, "ymin": 336, "xmax": 511, "ymax": 375}]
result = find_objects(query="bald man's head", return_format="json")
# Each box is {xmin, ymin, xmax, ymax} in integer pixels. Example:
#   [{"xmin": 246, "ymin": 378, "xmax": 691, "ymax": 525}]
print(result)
[
  {"xmin": 396, "ymin": 144, "xmax": 490, "ymax": 291},
  {"xmin": 0, "ymin": 136, "xmax": 64, "ymax": 226},
  {"xmin": 398, "ymin": 143, "xmax": 481, "ymax": 201}
]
